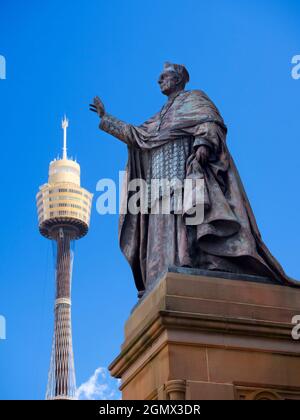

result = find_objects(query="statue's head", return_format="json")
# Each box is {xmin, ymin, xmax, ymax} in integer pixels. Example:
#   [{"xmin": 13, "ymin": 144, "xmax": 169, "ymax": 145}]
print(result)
[{"xmin": 158, "ymin": 62, "xmax": 190, "ymax": 96}]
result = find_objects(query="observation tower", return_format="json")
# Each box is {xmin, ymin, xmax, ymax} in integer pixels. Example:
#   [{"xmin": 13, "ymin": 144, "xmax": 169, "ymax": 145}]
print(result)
[{"xmin": 36, "ymin": 117, "xmax": 92, "ymax": 399}]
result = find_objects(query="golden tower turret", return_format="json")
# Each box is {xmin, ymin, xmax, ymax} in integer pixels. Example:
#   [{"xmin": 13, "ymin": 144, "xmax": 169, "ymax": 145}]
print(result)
[
  {"xmin": 36, "ymin": 117, "xmax": 92, "ymax": 400},
  {"xmin": 37, "ymin": 117, "xmax": 92, "ymax": 240}
]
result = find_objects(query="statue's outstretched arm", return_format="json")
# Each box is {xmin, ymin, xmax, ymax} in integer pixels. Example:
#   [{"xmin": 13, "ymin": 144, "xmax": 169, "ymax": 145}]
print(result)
[
  {"xmin": 90, "ymin": 96, "xmax": 138, "ymax": 147},
  {"xmin": 100, "ymin": 113, "xmax": 135, "ymax": 146}
]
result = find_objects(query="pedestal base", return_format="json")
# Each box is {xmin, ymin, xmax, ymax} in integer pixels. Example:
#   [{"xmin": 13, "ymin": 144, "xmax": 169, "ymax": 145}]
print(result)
[{"xmin": 109, "ymin": 270, "xmax": 300, "ymax": 400}]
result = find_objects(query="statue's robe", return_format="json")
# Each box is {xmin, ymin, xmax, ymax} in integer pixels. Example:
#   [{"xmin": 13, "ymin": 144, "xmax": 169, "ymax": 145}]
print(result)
[{"xmin": 100, "ymin": 89, "xmax": 298, "ymax": 292}]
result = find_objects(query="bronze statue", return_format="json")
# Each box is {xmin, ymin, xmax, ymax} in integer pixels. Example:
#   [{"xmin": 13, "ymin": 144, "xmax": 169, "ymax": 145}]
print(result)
[{"xmin": 90, "ymin": 62, "xmax": 298, "ymax": 296}]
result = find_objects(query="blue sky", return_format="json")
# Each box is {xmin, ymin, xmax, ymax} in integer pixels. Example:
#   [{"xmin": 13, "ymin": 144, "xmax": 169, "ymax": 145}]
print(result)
[{"xmin": 0, "ymin": 0, "xmax": 300, "ymax": 400}]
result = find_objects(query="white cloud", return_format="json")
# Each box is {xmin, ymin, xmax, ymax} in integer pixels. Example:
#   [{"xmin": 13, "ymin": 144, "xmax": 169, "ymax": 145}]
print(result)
[{"xmin": 76, "ymin": 367, "xmax": 121, "ymax": 400}]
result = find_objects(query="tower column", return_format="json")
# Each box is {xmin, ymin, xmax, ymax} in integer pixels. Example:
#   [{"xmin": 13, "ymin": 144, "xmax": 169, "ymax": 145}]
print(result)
[
  {"xmin": 46, "ymin": 227, "xmax": 76, "ymax": 400},
  {"xmin": 53, "ymin": 228, "xmax": 75, "ymax": 399},
  {"xmin": 56, "ymin": 228, "xmax": 73, "ymax": 301}
]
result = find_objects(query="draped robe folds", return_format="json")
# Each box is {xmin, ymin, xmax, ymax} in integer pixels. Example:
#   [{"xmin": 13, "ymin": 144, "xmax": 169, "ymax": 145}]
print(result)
[{"xmin": 99, "ymin": 89, "xmax": 298, "ymax": 292}]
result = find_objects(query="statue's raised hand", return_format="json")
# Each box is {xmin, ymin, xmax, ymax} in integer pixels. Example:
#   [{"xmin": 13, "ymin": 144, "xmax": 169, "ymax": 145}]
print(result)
[{"xmin": 89, "ymin": 96, "xmax": 105, "ymax": 118}]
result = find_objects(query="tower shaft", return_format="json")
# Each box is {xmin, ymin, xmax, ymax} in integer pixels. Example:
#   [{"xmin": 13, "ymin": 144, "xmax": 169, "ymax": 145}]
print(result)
[
  {"xmin": 46, "ymin": 228, "xmax": 76, "ymax": 400},
  {"xmin": 56, "ymin": 229, "xmax": 72, "ymax": 301}
]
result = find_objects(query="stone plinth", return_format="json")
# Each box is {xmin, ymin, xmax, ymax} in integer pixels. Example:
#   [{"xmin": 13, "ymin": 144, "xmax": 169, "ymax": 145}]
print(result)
[{"xmin": 109, "ymin": 269, "xmax": 300, "ymax": 400}]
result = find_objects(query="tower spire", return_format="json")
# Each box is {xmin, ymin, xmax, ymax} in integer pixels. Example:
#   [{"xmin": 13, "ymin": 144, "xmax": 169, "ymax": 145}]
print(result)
[{"xmin": 62, "ymin": 115, "xmax": 69, "ymax": 160}]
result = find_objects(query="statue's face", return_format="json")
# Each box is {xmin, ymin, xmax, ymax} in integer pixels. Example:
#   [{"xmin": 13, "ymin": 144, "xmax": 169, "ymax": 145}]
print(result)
[{"xmin": 158, "ymin": 71, "xmax": 180, "ymax": 95}]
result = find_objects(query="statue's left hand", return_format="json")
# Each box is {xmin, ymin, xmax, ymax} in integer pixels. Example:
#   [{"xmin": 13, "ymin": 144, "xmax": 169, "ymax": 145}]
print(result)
[
  {"xmin": 89, "ymin": 96, "xmax": 105, "ymax": 118},
  {"xmin": 196, "ymin": 145, "xmax": 210, "ymax": 166}
]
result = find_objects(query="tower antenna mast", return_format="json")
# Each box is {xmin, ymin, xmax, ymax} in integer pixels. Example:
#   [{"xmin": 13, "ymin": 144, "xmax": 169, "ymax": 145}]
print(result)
[{"xmin": 62, "ymin": 115, "xmax": 69, "ymax": 159}]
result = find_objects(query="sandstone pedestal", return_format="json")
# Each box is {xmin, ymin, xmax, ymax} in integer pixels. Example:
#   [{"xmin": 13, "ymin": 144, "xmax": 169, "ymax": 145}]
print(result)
[{"xmin": 109, "ymin": 269, "xmax": 300, "ymax": 400}]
